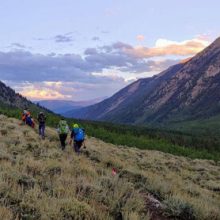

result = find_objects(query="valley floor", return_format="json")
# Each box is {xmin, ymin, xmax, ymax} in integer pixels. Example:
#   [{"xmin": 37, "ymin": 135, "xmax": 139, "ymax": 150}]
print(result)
[{"xmin": 0, "ymin": 115, "xmax": 219, "ymax": 220}]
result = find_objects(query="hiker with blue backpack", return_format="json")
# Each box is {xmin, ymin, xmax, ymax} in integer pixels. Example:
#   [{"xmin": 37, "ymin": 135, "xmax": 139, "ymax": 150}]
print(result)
[
  {"xmin": 57, "ymin": 118, "xmax": 69, "ymax": 150},
  {"xmin": 70, "ymin": 124, "xmax": 85, "ymax": 154}
]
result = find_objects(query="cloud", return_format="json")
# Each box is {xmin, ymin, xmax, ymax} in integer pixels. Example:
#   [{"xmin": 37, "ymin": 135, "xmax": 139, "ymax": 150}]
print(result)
[
  {"xmin": 92, "ymin": 36, "xmax": 100, "ymax": 41},
  {"xmin": 54, "ymin": 34, "xmax": 74, "ymax": 43},
  {"xmin": 22, "ymin": 87, "xmax": 70, "ymax": 100},
  {"xmin": 1, "ymin": 37, "xmax": 205, "ymax": 84},
  {"xmin": 0, "ymin": 48, "xmax": 131, "ymax": 100},
  {"xmin": 35, "ymin": 37, "xmax": 45, "ymax": 41},
  {"xmin": 0, "ymin": 36, "xmax": 210, "ymax": 100},
  {"xmin": 124, "ymin": 37, "xmax": 210, "ymax": 58},
  {"xmin": 84, "ymin": 48, "xmax": 98, "ymax": 55},
  {"xmin": 4, "ymin": 77, "xmax": 127, "ymax": 101},
  {"xmin": 101, "ymin": 30, "xmax": 110, "ymax": 34},
  {"xmin": 7, "ymin": 43, "xmax": 32, "ymax": 50},
  {"xmin": 11, "ymin": 43, "xmax": 27, "ymax": 49},
  {"xmin": 0, "ymin": 46, "xmax": 176, "ymax": 83},
  {"xmin": 136, "ymin": 35, "xmax": 145, "ymax": 41},
  {"xmin": 35, "ymin": 32, "xmax": 74, "ymax": 43}
]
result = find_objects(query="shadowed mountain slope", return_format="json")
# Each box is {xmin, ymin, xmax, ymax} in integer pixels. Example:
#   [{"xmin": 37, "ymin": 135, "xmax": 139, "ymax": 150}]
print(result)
[{"xmin": 69, "ymin": 37, "xmax": 220, "ymax": 125}]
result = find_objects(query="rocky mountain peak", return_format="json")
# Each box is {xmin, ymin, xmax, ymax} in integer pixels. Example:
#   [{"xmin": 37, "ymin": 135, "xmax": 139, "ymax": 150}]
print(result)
[{"xmin": 68, "ymin": 37, "xmax": 220, "ymax": 124}]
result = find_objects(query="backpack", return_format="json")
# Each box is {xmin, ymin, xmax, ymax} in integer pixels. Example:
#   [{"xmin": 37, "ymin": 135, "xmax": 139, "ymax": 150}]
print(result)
[
  {"xmin": 59, "ymin": 121, "xmax": 69, "ymax": 134},
  {"xmin": 26, "ymin": 116, "xmax": 33, "ymax": 127},
  {"xmin": 22, "ymin": 110, "xmax": 29, "ymax": 122},
  {"xmin": 74, "ymin": 128, "xmax": 85, "ymax": 141},
  {"xmin": 38, "ymin": 113, "xmax": 46, "ymax": 124}
]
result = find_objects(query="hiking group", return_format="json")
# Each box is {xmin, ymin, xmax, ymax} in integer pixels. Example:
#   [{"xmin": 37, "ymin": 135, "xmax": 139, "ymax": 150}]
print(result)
[
  {"xmin": 21, "ymin": 110, "xmax": 86, "ymax": 154},
  {"xmin": 57, "ymin": 119, "xmax": 85, "ymax": 154}
]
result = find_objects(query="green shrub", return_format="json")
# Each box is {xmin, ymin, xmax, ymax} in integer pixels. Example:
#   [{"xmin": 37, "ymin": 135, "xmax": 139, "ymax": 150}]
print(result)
[
  {"xmin": 59, "ymin": 198, "xmax": 96, "ymax": 220},
  {"xmin": 163, "ymin": 197, "xmax": 195, "ymax": 220}
]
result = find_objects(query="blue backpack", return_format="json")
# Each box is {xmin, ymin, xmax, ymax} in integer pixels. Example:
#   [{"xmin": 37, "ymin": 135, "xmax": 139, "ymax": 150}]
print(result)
[
  {"xmin": 26, "ymin": 116, "xmax": 33, "ymax": 126},
  {"xmin": 74, "ymin": 128, "xmax": 85, "ymax": 141}
]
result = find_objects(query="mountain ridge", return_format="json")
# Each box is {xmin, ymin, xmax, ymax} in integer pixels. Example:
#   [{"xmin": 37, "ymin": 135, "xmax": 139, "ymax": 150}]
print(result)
[
  {"xmin": 68, "ymin": 37, "xmax": 220, "ymax": 125},
  {"xmin": 35, "ymin": 97, "xmax": 106, "ymax": 114}
]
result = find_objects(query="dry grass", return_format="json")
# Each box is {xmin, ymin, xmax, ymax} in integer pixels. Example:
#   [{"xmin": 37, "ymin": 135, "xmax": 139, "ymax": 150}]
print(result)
[{"xmin": 0, "ymin": 114, "xmax": 219, "ymax": 220}]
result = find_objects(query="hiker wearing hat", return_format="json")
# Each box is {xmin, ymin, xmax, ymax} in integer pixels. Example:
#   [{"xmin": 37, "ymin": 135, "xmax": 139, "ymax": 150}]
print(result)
[
  {"xmin": 70, "ymin": 124, "xmax": 85, "ymax": 154},
  {"xmin": 22, "ymin": 109, "xmax": 31, "ymax": 125},
  {"xmin": 37, "ymin": 112, "xmax": 46, "ymax": 139},
  {"xmin": 57, "ymin": 118, "xmax": 69, "ymax": 150},
  {"xmin": 21, "ymin": 109, "xmax": 28, "ymax": 124},
  {"xmin": 24, "ymin": 109, "xmax": 35, "ymax": 128}
]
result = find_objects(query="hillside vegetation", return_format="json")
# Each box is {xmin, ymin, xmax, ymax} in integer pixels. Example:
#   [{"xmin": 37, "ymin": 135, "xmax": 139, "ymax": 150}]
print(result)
[
  {"xmin": 1, "ymin": 101, "xmax": 220, "ymax": 161},
  {"xmin": 0, "ymin": 115, "xmax": 219, "ymax": 219}
]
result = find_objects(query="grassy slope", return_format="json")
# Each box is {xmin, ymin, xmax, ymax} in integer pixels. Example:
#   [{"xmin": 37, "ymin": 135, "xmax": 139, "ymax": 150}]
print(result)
[
  {"xmin": 1, "ymin": 101, "xmax": 220, "ymax": 161},
  {"xmin": 0, "ymin": 115, "xmax": 219, "ymax": 220},
  {"xmin": 79, "ymin": 120, "xmax": 220, "ymax": 161}
]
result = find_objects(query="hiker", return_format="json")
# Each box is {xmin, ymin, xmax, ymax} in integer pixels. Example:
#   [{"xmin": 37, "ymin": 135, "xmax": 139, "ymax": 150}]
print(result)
[
  {"xmin": 21, "ymin": 110, "xmax": 27, "ymax": 124},
  {"xmin": 57, "ymin": 118, "xmax": 69, "ymax": 150},
  {"xmin": 21, "ymin": 109, "xmax": 30, "ymax": 124},
  {"xmin": 26, "ymin": 115, "xmax": 35, "ymax": 128},
  {"xmin": 70, "ymin": 124, "xmax": 85, "ymax": 154},
  {"xmin": 37, "ymin": 112, "xmax": 46, "ymax": 139},
  {"xmin": 23, "ymin": 109, "xmax": 35, "ymax": 128}
]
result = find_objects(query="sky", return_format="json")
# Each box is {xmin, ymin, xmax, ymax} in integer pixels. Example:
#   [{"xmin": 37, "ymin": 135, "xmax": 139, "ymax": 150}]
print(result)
[{"xmin": 0, "ymin": 0, "xmax": 220, "ymax": 101}]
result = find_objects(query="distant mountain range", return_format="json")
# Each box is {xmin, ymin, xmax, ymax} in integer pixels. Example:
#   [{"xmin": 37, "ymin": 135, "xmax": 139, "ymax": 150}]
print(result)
[
  {"xmin": 35, "ymin": 97, "xmax": 107, "ymax": 114},
  {"xmin": 69, "ymin": 37, "xmax": 220, "ymax": 126}
]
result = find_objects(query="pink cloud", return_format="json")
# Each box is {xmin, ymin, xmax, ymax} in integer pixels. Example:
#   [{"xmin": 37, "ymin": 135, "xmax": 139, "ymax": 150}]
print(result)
[
  {"xmin": 21, "ymin": 88, "xmax": 70, "ymax": 100},
  {"xmin": 124, "ymin": 37, "xmax": 210, "ymax": 58},
  {"xmin": 136, "ymin": 35, "xmax": 145, "ymax": 41}
]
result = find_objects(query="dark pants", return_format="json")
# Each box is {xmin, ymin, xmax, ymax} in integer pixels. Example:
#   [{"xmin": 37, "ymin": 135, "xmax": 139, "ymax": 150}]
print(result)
[
  {"xmin": 74, "ymin": 140, "xmax": 83, "ymax": 154},
  {"xmin": 39, "ymin": 123, "xmax": 45, "ymax": 138},
  {"xmin": 59, "ymin": 134, "xmax": 67, "ymax": 150}
]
